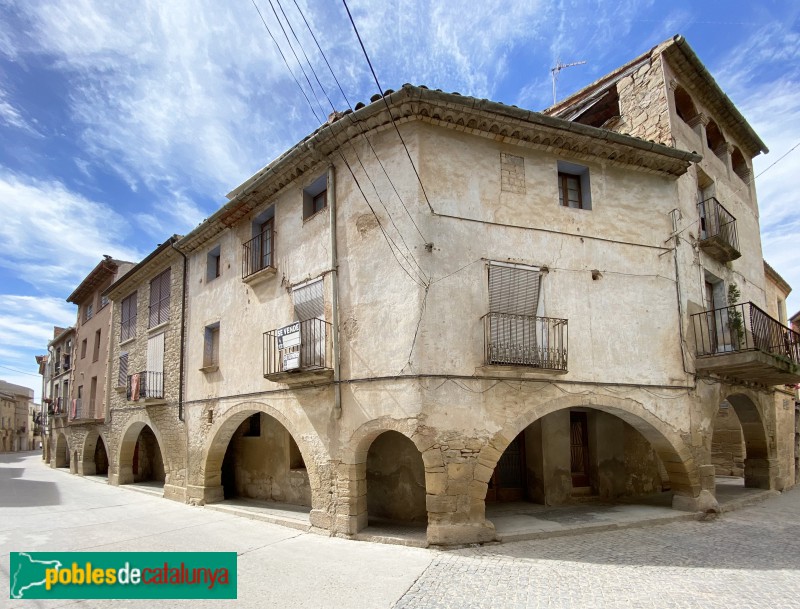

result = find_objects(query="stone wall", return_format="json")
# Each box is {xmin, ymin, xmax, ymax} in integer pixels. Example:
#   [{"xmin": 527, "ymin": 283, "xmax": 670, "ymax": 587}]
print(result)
[
  {"xmin": 365, "ymin": 430, "xmax": 426, "ymax": 524},
  {"xmin": 711, "ymin": 404, "xmax": 745, "ymax": 476}
]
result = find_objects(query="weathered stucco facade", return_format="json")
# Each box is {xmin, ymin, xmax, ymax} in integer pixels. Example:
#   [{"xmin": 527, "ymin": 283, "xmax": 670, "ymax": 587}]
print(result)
[{"xmin": 53, "ymin": 36, "xmax": 799, "ymax": 546}]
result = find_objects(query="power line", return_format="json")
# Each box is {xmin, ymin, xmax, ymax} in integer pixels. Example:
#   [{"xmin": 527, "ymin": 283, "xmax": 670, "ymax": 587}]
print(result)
[
  {"xmin": 268, "ymin": 0, "xmax": 428, "ymax": 284},
  {"xmin": 290, "ymin": 0, "xmax": 430, "ymax": 246},
  {"xmin": 250, "ymin": 0, "xmax": 428, "ymax": 287},
  {"xmin": 341, "ymin": 0, "xmax": 436, "ymax": 216},
  {"xmin": 0, "ymin": 364, "xmax": 41, "ymax": 378}
]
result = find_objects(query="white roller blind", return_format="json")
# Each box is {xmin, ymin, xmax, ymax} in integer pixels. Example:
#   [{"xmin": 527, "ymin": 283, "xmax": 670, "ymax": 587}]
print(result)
[
  {"xmin": 147, "ymin": 333, "xmax": 165, "ymax": 373},
  {"xmin": 293, "ymin": 279, "xmax": 324, "ymax": 321},
  {"xmin": 488, "ymin": 263, "xmax": 541, "ymax": 315}
]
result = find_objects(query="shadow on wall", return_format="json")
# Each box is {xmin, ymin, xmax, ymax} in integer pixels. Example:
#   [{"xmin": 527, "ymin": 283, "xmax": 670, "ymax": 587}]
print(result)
[{"xmin": 366, "ymin": 431, "xmax": 427, "ymax": 525}]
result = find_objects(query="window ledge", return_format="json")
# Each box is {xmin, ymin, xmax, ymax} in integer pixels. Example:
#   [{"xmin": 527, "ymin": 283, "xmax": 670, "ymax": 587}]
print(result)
[
  {"xmin": 303, "ymin": 207, "xmax": 328, "ymax": 224},
  {"xmin": 119, "ymin": 337, "xmax": 136, "ymax": 348},
  {"xmin": 148, "ymin": 321, "xmax": 170, "ymax": 334},
  {"xmin": 242, "ymin": 266, "xmax": 277, "ymax": 286},
  {"xmin": 476, "ymin": 365, "xmax": 568, "ymax": 378},
  {"xmin": 114, "ymin": 386, "xmax": 127, "ymax": 393},
  {"xmin": 200, "ymin": 365, "xmax": 219, "ymax": 374}
]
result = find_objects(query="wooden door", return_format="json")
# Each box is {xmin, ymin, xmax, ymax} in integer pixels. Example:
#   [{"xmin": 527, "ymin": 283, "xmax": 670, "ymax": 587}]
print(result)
[
  {"xmin": 486, "ymin": 433, "xmax": 526, "ymax": 502},
  {"xmin": 570, "ymin": 412, "xmax": 590, "ymax": 488}
]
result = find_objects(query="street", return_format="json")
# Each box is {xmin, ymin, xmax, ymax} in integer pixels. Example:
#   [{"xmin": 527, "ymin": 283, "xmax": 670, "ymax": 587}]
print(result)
[{"xmin": 3, "ymin": 451, "xmax": 800, "ymax": 608}]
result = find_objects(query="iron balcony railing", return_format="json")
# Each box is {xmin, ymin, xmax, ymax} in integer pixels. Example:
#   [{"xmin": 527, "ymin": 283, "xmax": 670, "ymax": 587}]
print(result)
[
  {"xmin": 483, "ymin": 313, "xmax": 568, "ymax": 370},
  {"xmin": 51, "ymin": 397, "xmax": 67, "ymax": 416},
  {"xmin": 126, "ymin": 370, "xmax": 165, "ymax": 400},
  {"xmin": 264, "ymin": 318, "xmax": 332, "ymax": 377},
  {"xmin": 698, "ymin": 197, "xmax": 739, "ymax": 254},
  {"xmin": 692, "ymin": 301, "xmax": 800, "ymax": 364},
  {"xmin": 242, "ymin": 228, "xmax": 275, "ymax": 279}
]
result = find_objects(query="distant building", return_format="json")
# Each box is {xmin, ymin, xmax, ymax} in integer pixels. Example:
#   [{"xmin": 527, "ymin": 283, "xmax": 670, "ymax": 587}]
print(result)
[{"xmin": 0, "ymin": 380, "xmax": 35, "ymax": 452}]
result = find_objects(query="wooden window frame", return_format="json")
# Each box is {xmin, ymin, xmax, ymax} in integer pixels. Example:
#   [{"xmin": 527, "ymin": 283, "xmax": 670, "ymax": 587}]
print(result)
[{"xmin": 558, "ymin": 172, "xmax": 583, "ymax": 209}]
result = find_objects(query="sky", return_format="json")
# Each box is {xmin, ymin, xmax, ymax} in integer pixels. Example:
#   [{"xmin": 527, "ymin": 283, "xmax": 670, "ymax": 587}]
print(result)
[{"xmin": 0, "ymin": 0, "xmax": 798, "ymax": 401}]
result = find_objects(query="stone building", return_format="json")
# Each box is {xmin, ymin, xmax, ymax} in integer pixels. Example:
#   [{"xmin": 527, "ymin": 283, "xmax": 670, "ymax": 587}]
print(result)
[
  {"xmin": 52, "ymin": 35, "xmax": 800, "ymax": 546},
  {"xmin": 42, "ymin": 326, "xmax": 74, "ymax": 466},
  {"xmin": 0, "ymin": 380, "xmax": 34, "ymax": 452},
  {"xmin": 48, "ymin": 258, "xmax": 133, "ymax": 473},
  {"xmin": 102, "ymin": 236, "xmax": 187, "ymax": 501}
]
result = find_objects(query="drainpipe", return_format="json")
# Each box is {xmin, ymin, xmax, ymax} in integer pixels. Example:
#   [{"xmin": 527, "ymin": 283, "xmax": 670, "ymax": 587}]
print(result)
[
  {"xmin": 328, "ymin": 164, "xmax": 342, "ymax": 419},
  {"xmin": 171, "ymin": 241, "xmax": 188, "ymax": 422}
]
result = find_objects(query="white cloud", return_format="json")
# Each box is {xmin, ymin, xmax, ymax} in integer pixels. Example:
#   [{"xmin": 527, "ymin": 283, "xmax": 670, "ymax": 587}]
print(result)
[
  {"xmin": 0, "ymin": 170, "xmax": 143, "ymax": 291},
  {"xmin": 0, "ymin": 87, "xmax": 41, "ymax": 135}
]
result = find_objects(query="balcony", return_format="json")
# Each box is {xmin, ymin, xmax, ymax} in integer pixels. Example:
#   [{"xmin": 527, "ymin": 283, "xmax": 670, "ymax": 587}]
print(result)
[
  {"xmin": 483, "ymin": 313, "xmax": 568, "ymax": 372},
  {"xmin": 698, "ymin": 197, "xmax": 741, "ymax": 262},
  {"xmin": 242, "ymin": 229, "xmax": 276, "ymax": 284},
  {"xmin": 692, "ymin": 302, "xmax": 800, "ymax": 385},
  {"xmin": 51, "ymin": 397, "xmax": 67, "ymax": 416},
  {"xmin": 127, "ymin": 371, "xmax": 165, "ymax": 401},
  {"xmin": 263, "ymin": 318, "xmax": 333, "ymax": 384}
]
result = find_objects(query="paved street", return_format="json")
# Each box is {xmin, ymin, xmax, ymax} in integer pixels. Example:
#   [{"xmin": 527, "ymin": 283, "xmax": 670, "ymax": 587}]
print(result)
[{"xmin": 3, "ymin": 452, "xmax": 800, "ymax": 608}]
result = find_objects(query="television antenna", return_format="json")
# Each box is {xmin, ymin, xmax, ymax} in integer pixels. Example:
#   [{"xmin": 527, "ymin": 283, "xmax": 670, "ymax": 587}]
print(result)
[{"xmin": 551, "ymin": 59, "xmax": 586, "ymax": 104}]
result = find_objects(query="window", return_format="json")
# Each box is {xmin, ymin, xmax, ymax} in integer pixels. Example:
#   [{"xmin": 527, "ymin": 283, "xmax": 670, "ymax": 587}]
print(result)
[
  {"xmin": 207, "ymin": 245, "xmax": 221, "ymax": 282},
  {"xmin": 149, "ymin": 268, "xmax": 171, "ymax": 328},
  {"xmin": 557, "ymin": 161, "xmax": 591, "ymax": 210},
  {"xmin": 121, "ymin": 292, "xmax": 137, "ymax": 341},
  {"xmin": 245, "ymin": 207, "xmax": 275, "ymax": 277},
  {"xmin": 303, "ymin": 175, "xmax": 327, "ymax": 220},
  {"xmin": 673, "ymin": 85, "xmax": 698, "ymax": 124},
  {"xmin": 202, "ymin": 322, "xmax": 220, "ymax": 370},
  {"xmin": 118, "ymin": 352, "xmax": 128, "ymax": 387},
  {"xmin": 84, "ymin": 303, "xmax": 94, "ymax": 322},
  {"xmin": 92, "ymin": 329, "xmax": 101, "ymax": 362},
  {"xmin": 80, "ymin": 339, "xmax": 87, "ymax": 359},
  {"xmin": 100, "ymin": 293, "xmax": 109, "ymax": 309}
]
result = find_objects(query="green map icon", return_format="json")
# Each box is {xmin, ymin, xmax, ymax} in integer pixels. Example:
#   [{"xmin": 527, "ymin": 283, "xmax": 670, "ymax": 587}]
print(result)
[{"xmin": 10, "ymin": 552, "xmax": 63, "ymax": 599}]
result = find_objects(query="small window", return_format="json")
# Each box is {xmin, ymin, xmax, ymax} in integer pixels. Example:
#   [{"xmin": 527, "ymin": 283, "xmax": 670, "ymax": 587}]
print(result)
[
  {"xmin": 731, "ymin": 147, "xmax": 749, "ymax": 183},
  {"xmin": 92, "ymin": 329, "xmax": 101, "ymax": 362},
  {"xmin": 80, "ymin": 339, "xmax": 87, "ymax": 359},
  {"xmin": 118, "ymin": 352, "xmax": 128, "ymax": 387},
  {"xmin": 202, "ymin": 322, "xmax": 220, "ymax": 370},
  {"xmin": 85, "ymin": 303, "xmax": 94, "ymax": 322},
  {"xmin": 207, "ymin": 245, "xmax": 221, "ymax": 282},
  {"xmin": 149, "ymin": 268, "xmax": 171, "ymax": 328},
  {"xmin": 303, "ymin": 175, "xmax": 327, "ymax": 220},
  {"xmin": 244, "ymin": 413, "xmax": 261, "ymax": 437},
  {"xmin": 673, "ymin": 85, "xmax": 698, "ymax": 124},
  {"xmin": 121, "ymin": 292, "xmax": 137, "ymax": 341},
  {"xmin": 557, "ymin": 161, "xmax": 591, "ymax": 210}
]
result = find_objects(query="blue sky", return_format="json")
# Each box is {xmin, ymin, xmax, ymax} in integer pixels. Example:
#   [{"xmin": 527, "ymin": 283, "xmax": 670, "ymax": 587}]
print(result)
[{"xmin": 1, "ymin": 0, "xmax": 798, "ymax": 400}]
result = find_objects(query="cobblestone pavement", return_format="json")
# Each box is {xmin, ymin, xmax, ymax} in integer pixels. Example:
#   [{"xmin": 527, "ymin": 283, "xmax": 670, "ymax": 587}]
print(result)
[{"xmin": 395, "ymin": 487, "xmax": 800, "ymax": 609}]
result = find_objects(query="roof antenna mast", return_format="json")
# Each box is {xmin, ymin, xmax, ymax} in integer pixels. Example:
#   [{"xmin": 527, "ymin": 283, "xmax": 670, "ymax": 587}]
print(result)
[{"xmin": 551, "ymin": 59, "xmax": 587, "ymax": 105}]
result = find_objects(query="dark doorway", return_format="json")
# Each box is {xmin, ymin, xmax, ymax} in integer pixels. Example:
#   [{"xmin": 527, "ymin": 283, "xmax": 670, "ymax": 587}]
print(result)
[
  {"xmin": 487, "ymin": 433, "xmax": 526, "ymax": 502},
  {"xmin": 570, "ymin": 411, "xmax": 591, "ymax": 488},
  {"xmin": 94, "ymin": 436, "xmax": 109, "ymax": 476}
]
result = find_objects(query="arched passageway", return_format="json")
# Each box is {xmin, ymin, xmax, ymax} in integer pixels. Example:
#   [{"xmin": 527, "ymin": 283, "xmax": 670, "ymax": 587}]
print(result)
[
  {"xmin": 487, "ymin": 408, "xmax": 672, "ymax": 506},
  {"xmin": 214, "ymin": 411, "xmax": 311, "ymax": 508},
  {"xmin": 94, "ymin": 436, "xmax": 109, "ymax": 476},
  {"xmin": 720, "ymin": 394, "xmax": 773, "ymax": 489},
  {"xmin": 54, "ymin": 433, "xmax": 69, "ymax": 469},
  {"xmin": 81, "ymin": 431, "xmax": 109, "ymax": 477},
  {"xmin": 117, "ymin": 423, "xmax": 166, "ymax": 487},
  {"xmin": 365, "ymin": 430, "xmax": 427, "ymax": 526}
]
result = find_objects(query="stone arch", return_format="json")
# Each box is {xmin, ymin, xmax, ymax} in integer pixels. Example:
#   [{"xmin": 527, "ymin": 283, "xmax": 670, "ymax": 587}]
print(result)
[
  {"xmin": 54, "ymin": 432, "xmax": 70, "ymax": 469},
  {"xmin": 706, "ymin": 119, "xmax": 725, "ymax": 154},
  {"xmin": 478, "ymin": 394, "xmax": 701, "ymax": 505},
  {"xmin": 80, "ymin": 428, "xmax": 110, "ymax": 477},
  {"xmin": 673, "ymin": 85, "xmax": 698, "ymax": 124},
  {"xmin": 200, "ymin": 401, "xmax": 326, "ymax": 509},
  {"xmin": 731, "ymin": 147, "xmax": 749, "ymax": 182},
  {"xmin": 721, "ymin": 392, "xmax": 775, "ymax": 489},
  {"xmin": 366, "ymin": 431, "xmax": 427, "ymax": 525},
  {"xmin": 341, "ymin": 417, "xmax": 432, "ymax": 534},
  {"xmin": 114, "ymin": 414, "xmax": 169, "ymax": 488}
]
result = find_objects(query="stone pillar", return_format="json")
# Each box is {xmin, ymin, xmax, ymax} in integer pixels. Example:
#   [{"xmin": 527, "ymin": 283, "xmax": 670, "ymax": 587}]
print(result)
[
  {"xmin": 591, "ymin": 412, "xmax": 626, "ymax": 500},
  {"xmin": 425, "ymin": 443, "xmax": 496, "ymax": 546},
  {"xmin": 185, "ymin": 484, "xmax": 224, "ymax": 505},
  {"xmin": 744, "ymin": 457, "xmax": 779, "ymax": 490},
  {"xmin": 698, "ymin": 464, "xmax": 716, "ymax": 494},
  {"xmin": 541, "ymin": 410, "xmax": 572, "ymax": 504},
  {"xmin": 332, "ymin": 462, "xmax": 366, "ymax": 535}
]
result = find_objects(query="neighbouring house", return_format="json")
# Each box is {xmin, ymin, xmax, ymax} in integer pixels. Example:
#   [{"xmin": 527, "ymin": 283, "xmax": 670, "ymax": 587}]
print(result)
[
  {"xmin": 44, "ymin": 35, "xmax": 799, "ymax": 546},
  {"xmin": 0, "ymin": 380, "xmax": 35, "ymax": 452}
]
